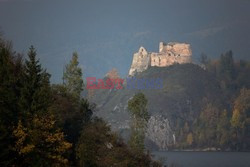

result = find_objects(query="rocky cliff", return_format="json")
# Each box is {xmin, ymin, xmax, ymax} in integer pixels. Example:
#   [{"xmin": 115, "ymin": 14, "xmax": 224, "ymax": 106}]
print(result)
[{"xmin": 146, "ymin": 115, "xmax": 175, "ymax": 150}]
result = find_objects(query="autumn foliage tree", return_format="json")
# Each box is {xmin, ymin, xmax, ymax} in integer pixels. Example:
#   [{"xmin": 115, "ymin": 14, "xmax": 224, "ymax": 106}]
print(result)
[
  {"xmin": 13, "ymin": 114, "xmax": 72, "ymax": 166},
  {"xmin": 13, "ymin": 46, "xmax": 71, "ymax": 166},
  {"xmin": 231, "ymin": 88, "xmax": 250, "ymax": 150},
  {"xmin": 0, "ymin": 37, "xmax": 160, "ymax": 166},
  {"xmin": 106, "ymin": 68, "xmax": 120, "ymax": 79}
]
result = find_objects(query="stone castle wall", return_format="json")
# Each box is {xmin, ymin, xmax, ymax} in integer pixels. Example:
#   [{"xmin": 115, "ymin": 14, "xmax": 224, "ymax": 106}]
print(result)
[
  {"xmin": 129, "ymin": 42, "xmax": 192, "ymax": 76},
  {"xmin": 129, "ymin": 47, "xmax": 151, "ymax": 76}
]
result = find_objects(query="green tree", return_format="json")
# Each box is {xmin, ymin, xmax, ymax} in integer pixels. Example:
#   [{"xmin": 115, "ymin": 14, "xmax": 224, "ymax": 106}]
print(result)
[
  {"xmin": 63, "ymin": 52, "xmax": 84, "ymax": 101},
  {"xmin": 216, "ymin": 110, "xmax": 230, "ymax": 148},
  {"xmin": 0, "ymin": 38, "xmax": 22, "ymax": 166},
  {"xmin": 19, "ymin": 46, "xmax": 51, "ymax": 117},
  {"xmin": 76, "ymin": 118, "xmax": 159, "ymax": 167},
  {"xmin": 197, "ymin": 103, "xmax": 220, "ymax": 146},
  {"xmin": 199, "ymin": 53, "xmax": 210, "ymax": 69},
  {"xmin": 218, "ymin": 51, "xmax": 235, "ymax": 92},
  {"xmin": 219, "ymin": 50, "xmax": 235, "ymax": 80},
  {"xmin": 50, "ymin": 84, "xmax": 94, "ymax": 166},
  {"xmin": 128, "ymin": 93, "xmax": 149, "ymax": 153},
  {"xmin": 14, "ymin": 46, "xmax": 71, "ymax": 166}
]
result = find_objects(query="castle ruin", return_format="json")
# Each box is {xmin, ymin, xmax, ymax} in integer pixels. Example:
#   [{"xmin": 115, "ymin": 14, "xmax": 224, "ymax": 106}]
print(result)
[{"xmin": 129, "ymin": 42, "xmax": 192, "ymax": 76}]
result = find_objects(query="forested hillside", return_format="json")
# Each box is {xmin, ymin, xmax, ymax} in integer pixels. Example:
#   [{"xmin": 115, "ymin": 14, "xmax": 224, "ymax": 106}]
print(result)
[
  {"xmin": 92, "ymin": 52, "xmax": 250, "ymax": 151},
  {"xmin": 0, "ymin": 36, "xmax": 160, "ymax": 166}
]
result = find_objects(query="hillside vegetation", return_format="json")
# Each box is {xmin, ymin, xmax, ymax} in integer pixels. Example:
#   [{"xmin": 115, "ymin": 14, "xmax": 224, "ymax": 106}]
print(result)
[
  {"xmin": 92, "ymin": 52, "xmax": 250, "ymax": 151},
  {"xmin": 0, "ymin": 36, "xmax": 161, "ymax": 166}
]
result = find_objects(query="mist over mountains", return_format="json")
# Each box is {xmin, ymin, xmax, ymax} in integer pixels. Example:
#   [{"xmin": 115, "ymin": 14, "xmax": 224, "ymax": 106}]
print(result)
[{"xmin": 0, "ymin": 0, "xmax": 250, "ymax": 82}]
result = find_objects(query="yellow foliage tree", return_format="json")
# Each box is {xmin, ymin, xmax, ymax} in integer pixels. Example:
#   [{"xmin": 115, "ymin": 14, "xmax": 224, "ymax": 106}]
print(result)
[
  {"xmin": 231, "ymin": 88, "xmax": 250, "ymax": 131},
  {"xmin": 230, "ymin": 88, "xmax": 250, "ymax": 149},
  {"xmin": 187, "ymin": 132, "xmax": 193, "ymax": 146},
  {"xmin": 13, "ymin": 114, "xmax": 72, "ymax": 166},
  {"xmin": 231, "ymin": 109, "xmax": 244, "ymax": 129},
  {"xmin": 106, "ymin": 68, "xmax": 120, "ymax": 79}
]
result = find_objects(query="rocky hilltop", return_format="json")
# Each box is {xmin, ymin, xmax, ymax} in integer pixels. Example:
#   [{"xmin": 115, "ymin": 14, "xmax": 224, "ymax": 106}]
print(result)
[
  {"xmin": 129, "ymin": 42, "xmax": 192, "ymax": 76},
  {"xmin": 91, "ymin": 64, "xmax": 223, "ymax": 150}
]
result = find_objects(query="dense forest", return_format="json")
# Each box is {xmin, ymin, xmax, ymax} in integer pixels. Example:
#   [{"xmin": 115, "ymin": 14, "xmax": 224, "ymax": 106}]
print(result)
[
  {"xmin": 0, "ymin": 36, "xmax": 161, "ymax": 166},
  {"xmin": 169, "ymin": 52, "xmax": 250, "ymax": 150}
]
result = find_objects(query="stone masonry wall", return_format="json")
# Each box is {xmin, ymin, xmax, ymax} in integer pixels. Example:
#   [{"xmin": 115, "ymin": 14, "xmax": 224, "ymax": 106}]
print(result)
[
  {"xmin": 129, "ymin": 47, "xmax": 151, "ymax": 76},
  {"xmin": 129, "ymin": 42, "xmax": 192, "ymax": 76}
]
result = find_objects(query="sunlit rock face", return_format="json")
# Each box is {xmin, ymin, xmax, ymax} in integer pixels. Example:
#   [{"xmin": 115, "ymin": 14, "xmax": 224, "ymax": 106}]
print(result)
[
  {"xmin": 129, "ymin": 42, "xmax": 192, "ymax": 76},
  {"xmin": 146, "ymin": 115, "xmax": 174, "ymax": 150},
  {"xmin": 95, "ymin": 96, "xmax": 176, "ymax": 150}
]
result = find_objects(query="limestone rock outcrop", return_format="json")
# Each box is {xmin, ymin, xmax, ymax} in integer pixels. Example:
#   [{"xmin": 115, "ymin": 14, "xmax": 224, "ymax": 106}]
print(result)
[{"xmin": 146, "ymin": 115, "xmax": 175, "ymax": 150}]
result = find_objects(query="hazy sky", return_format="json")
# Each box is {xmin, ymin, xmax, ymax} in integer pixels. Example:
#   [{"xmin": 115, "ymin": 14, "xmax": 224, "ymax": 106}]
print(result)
[{"xmin": 0, "ymin": 0, "xmax": 250, "ymax": 83}]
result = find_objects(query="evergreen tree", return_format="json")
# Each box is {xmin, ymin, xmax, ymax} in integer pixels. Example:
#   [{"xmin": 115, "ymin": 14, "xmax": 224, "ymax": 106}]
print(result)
[
  {"xmin": 218, "ymin": 51, "xmax": 235, "ymax": 91},
  {"xmin": 19, "ymin": 46, "xmax": 51, "ymax": 117},
  {"xmin": 219, "ymin": 51, "xmax": 235, "ymax": 80},
  {"xmin": 76, "ymin": 118, "xmax": 159, "ymax": 167},
  {"xmin": 199, "ymin": 53, "xmax": 210, "ymax": 69},
  {"xmin": 0, "ymin": 39, "xmax": 22, "ymax": 166},
  {"xmin": 14, "ymin": 46, "xmax": 71, "ymax": 166},
  {"xmin": 128, "ymin": 93, "xmax": 149, "ymax": 153},
  {"xmin": 50, "ymin": 84, "xmax": 94, "ymax": 165},
  {"xmin": 63, "ymin": 52, "xmax": 84, "ymax": 101}
]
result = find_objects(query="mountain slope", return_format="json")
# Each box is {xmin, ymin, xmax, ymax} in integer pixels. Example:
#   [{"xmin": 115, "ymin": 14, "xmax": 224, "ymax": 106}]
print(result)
[{"xmin": 90, "ymin": 63, "xmax": 225, "ymax": 149}]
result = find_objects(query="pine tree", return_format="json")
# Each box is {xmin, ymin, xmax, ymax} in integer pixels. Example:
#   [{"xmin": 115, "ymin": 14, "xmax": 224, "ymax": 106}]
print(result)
[
  {"xmin": 218, "ymin": 51, "xmax": 235, "ymax": 91},
  {"xmin": 14, "ymin": 46, "xmax": 71, "ymax": 166},
  {"xmin": 199, "ymin": 53, "xmax": 210, "ymax": 69},
  {"xmin": 219, "ymin": 50, "xmax": 235, "ymax": 80},
  {"xmin": 19, "ymin": 46, "xmax": 51, "ymax": 117},
  {"xmin": 63, "ymin": 52, "xmax": 84, "ymax": 101}
]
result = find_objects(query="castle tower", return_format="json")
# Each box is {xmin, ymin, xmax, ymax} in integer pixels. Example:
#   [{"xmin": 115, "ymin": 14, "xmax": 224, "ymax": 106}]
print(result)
[
  {"xmin": 128, "ymin": 46, "xmax": 150, "ymax": 76},
  {"xmin": 159, "ymin": 42, "xmax": 165, "ymax": 53}
]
